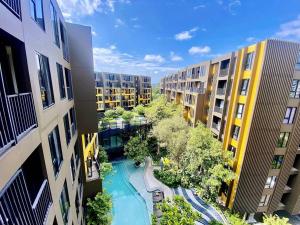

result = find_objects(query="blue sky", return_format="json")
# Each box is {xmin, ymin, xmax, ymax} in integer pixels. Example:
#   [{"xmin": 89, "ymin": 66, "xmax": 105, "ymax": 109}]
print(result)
[{"xmin": 57, "ymin": 0, "xmax": 300, "ymax": 83}]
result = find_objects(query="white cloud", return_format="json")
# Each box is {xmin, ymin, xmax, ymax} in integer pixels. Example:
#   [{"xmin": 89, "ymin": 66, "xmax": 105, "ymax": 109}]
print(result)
[
  {"xmin": 276, "ymin": 15, "xmax": 300, "ymax": 41},
  {"xmin": 144, "ymin": 54, "xmax": 165, "ymax": 63},
  {"xmin": 114, "ymin": 18, "xmax": 125, "ymax": 28},
  {"xmin": 193, "ymin": 4, "xmax": 206, "ymax": 10},
  {"xmin": 133, "ymin": 24, "xmax": 142, "ymax": 29},
  {"xmin": 57, "ymin": 0, "xmax": 130, "ymax": 19},
  {"xmin": 228, "ymin": 0, "xmax": 241, "ymax": 15},
  {"xmin": 93, "ymin": 47, "xmax": 177, "ymax": 83},
  {"xmin": 92, "ymin": 31, "xmax": 97, "ymax": 36},
  {"xmin": 175, "ymin": 27, "xmax": 198, "ymax": 41},
  {"xmin": 246, "ymin": 37, "xmax": 256, "ymax": 42},
  {"xmin": 189, "ymin": 46, "xmax": 211, "ymax": 55},
  {"xmin": 170, "ymin": 52, "xmax": 183, "ymax": 61},
  {"xmin": 131, "ymin": 17, "xmax": 138, "ymax": 21}
]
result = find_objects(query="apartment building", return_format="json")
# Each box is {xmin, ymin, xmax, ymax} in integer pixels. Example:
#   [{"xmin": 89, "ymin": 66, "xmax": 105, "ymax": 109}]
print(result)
[
  {"xmin": 161, "ymin": 39, "xmax": 300, "ymax": 218},
  {"xmin": 95, "ymin": 72, "xmax": 152, "ymax": 111},
  {"xmin": 0, "ymin": 1, "xmax": 99, "ymax": 225}
]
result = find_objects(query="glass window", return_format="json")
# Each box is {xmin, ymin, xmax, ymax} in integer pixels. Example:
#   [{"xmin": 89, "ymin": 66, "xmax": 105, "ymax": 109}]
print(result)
[
  {"xmin": 69, "ymin": 107, "xmax": 77, "ymax": 136},
  {"xmin": 277, "ymin": 132, "xmax": 290, "ymax": 148},
  {"xmin": 65, "ymin": 68, "xmax": 73, "ymax": 100},
  {"xmin": 296, "ymin": 52, "xmax": 300, "ymax": 70},
  {"xmin": 75, "ymin": 191, "xmax": 80, "ymax": 216},
  {"xmin": 244, "ymin": 52, "xmax": 254, "ymax": 70},
  {"xmin": 70, "ymin": 154, "xmax": 76, "ymax": 183},
  {"xmin": 74, "ymin": 140, "xmax": 80, "ymax": 167},
  {"xmin": 50, "ymin": 2, "xmax": 60, "ymax": 47},
  {"xmin": 63, "ymin": 113, "xmax": 71, "ymax": 145},
  {"xmin": 259, "ymin": 195, "xmax": 270, "ymax": 207},
  {"xmin": 290, "ymin": 80, "xmax": 300, "ymax": 98},
  {"xmin": 56, "ymin": 63, "xmax": 66, "ymax": 99},
  {"xmin": 60, "ymin": 21, "xmax": 70, "ymax": 61},
  {"xmin": 228, "ymin": 145, "xmax": 236, "ymax": 158},
  {"xmin": 30, "ymin": 0, "xmax": 45, "ymax": 30},
  {"xmin": 59, "ymin": 181, "xmax": 70, "ymax": 224},
  {"xmin": 36, "ymin": 53, "xmax": 55, "ymax": 108},
  {"xmin": 272, "ymin": 155, "xmax": 284, "ymax": 169},
  {"xmin": 240, "ymin": 79, "xmax": 249, "ymax": 95},
  {"xmin": 48, "ymin": 126, "xmax": 63, "ymax": 176},
  {"xmin": 265, "ymin": 176, "xmax": 277, "ymax": 189},
  {"xmin": 236, "ymin": 104, "xmax": 244, "ymax": 119},
  {"xmin": 283, "ymin": 107, "xmax": 297, "ymax": 124},
  {"xmin": 232, "ymin": 125, "xmax": 240, "ymax": 140}
]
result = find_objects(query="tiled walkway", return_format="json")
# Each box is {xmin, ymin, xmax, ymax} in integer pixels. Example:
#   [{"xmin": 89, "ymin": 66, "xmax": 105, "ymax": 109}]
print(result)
[{"xmin": 174, "ymin": 187, "xmax": 226, "ymax": 225}]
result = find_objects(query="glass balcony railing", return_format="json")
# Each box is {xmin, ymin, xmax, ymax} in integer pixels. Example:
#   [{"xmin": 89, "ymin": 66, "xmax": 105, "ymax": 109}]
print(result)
[
  {"xmin": 217, "ymin": 88, "xmax": 226, "ymax": 95},
  {"xmin": 219, "ymin": 68, "xmax": 229, "ymax": 77}
]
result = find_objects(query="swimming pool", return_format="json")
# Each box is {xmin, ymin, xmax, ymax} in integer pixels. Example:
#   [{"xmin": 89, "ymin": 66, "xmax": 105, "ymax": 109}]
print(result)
[{"xmin": 103, "ymin": 160, "xmax": 151, "ymax": 225}]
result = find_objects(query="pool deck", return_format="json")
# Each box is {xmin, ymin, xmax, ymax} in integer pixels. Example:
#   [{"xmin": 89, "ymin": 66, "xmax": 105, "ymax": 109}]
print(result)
[{"xmin": 143, "ymin": 157, "xmax": 174, "ymax": 198}]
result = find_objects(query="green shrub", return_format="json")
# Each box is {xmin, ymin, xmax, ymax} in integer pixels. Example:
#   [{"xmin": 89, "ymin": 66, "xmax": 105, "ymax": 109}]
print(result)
[{"xmin": 153, "ymin": 169, "xmax": 181, "ymax": 187}]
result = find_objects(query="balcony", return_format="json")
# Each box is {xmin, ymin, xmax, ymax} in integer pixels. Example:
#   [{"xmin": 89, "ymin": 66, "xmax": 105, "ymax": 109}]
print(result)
[
  {"xmin": 0, "ymin": 170, "xmax": 52, "ymax": 225},
  {"xmin": 214, "ymin": 106, "xmax": 223, "ymax": 114},
  {"xmin": 0, "ymin": 0, "xmax": 21, "ymax": 18},
  {"xmin": 212, "ymin": 122, "xmax": 221, "ymax": 131},
  {"xmin": 219, "ymin": 68, "xmax": 229, "ymax": 77},
  {"xmin": 0, "ymin": 31, "xmax": 38, "ymax": 154},
  {"xmin": 216, "ymin": 88, "xmax": 226, "ymax": 95}
]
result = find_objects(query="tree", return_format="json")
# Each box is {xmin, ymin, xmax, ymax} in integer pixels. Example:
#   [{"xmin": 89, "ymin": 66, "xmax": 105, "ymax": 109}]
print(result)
[
  {"xmin": 209, "ymin": 220, "xmax": 224, "ymax": 225},
  {"xmin": 181, "ymin": 123, "xmax": 235, "ymax": 201},
  {"xmin": 133, "ymin": 104, "xmax": 145, "ymax": 116},
  {"xmin": 263, "ymin": 214, "xmax": 291, "ymax": 225},
  {"xmin": 151, "ymin": 85, "xmax": 161, "ymax": 100},
  {"xmin": 152, "ymin": 116, "xmax": 189, "ymax": 164},
  {"xmin": 225, "ymin": 212, "xmax": 248, "ymax": 225},
  {"xmin": 97, "ymin": 146, "xmax": 113, "ymax": 179},
  {"xmin": 152, "ymin": 195, "xmax": 201, "ymax": 225},
  {"xmin": 115, "ymin": 106, "xmax": 125, "ymax": 117},
  {"xmin": 121, "ymin": 110, "xmax": 134, "ymax": 122},
  {"xmin": 104, "ymin": 109, "xmax": 118, "ymax": 119},
  {"xmin": 86, "ymin": 192, "xmax": 112, "ymax": 225},
  {"xmin": 124, "ymin": 136, "xmax": 148, "ymax": 164},
  {"xmin": 144, "ymin": 95, "xmax": 181, "ymax": 124}
]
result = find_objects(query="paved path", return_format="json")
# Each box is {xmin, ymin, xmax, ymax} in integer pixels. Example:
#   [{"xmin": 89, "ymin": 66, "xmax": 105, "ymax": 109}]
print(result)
[
  {"xmin": 174, "ymin": 187, "xmax": 227, "ymax": 225},
  {"xmin": 143, "ymin": 157, "xmax": 174, "ymax": 198}
]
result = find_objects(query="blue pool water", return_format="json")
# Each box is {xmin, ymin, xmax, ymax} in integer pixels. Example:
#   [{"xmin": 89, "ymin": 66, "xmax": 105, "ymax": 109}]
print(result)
[{"xmin": 103, "ymin": 160, "xmax": 151, "ymax": 225}]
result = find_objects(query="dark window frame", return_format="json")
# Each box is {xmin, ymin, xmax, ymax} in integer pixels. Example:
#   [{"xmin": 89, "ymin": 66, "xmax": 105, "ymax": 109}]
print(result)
[
  {"xmin": 232, "ymin": 125, "xmax": 240, "ymax": 140},
  {"xmin": 283, "ymin": 107, "xmax": 296, "ymax": 124},
  {"xmin": 56, "ymin": 63, "xmax": 66, "ymax": 99},
  {"xmin": 59, "ymin": 181, "xmax": 70, "ymax": 224},
  {"xmin": 48, "ymin": 126, "xmax": 63, "ymax": 177},
  {"xmin": 277, "ymin": 132, "xmax": 290, "ymax": 148},
  {"xmin": 272, "ymin": 155, "xmax": 284, "ymax": 169},
  {"xmin": 240, "ymin": 79, "xmax": 250, "ymax": 96},
  {"xmin": 290, "ymin": 79, "xmax": 300, "ymax": 99},
  {"xmin": 50, "ymin": 1, "xmax": 60, "ymax": 47},
  {"xmin": 244, "ymin": 52, "xmax": 254, "ymax": 70},
  {"xmin": 236, "ymin": 103, "xmax": 244, "ymax": 119},
  {"xmin": 30, "ymin": 0, "xmax": 45, "ymax": 30},
  {"xmin": 36, "ymin": 53, "xmax": 55, "ymax": 109}
]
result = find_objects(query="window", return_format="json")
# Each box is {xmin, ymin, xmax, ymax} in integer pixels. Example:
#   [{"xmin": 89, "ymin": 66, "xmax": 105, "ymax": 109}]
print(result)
[
  {"xmin": 70, "ymin": 154, "xmax": 76, "ymax": 183},
  {"xmin": 48, "ymin": 126, "xmax": 63, "ymax": 176},
  {"xmin": 65, "ymin": 68, "xmax": 73, "ymax": 100},
  {"xmin": 50, "ymin": 2, "xmax": 60, "ymax": 47},
  {"xmin": 277, "ymin": 132, "xmax": 290, "ymax": 148},
  {"xmin": 244, "ymin": 52, "xmax": 254, "ymax": 70},
  {"xmin": 272, "ymin": 155, "xmax": 284, "ymax": 169},
  {"xmin": 290, "ymin": 80, "xmax": 300, "ymax": 98},
  {"xmin": 259, "ymin": 195, "xmax": 271, "ymax": 207},
  {"xmin": 59, "ymin": 181, "xmax": 70, "ymax": 224},
  {"xmin": 240, "ymin": 79, "xmax": 249, "ymax": 96},
  {"xmin": 232, "ymin": 125, "xmax": 240, "ymax": 140},
  {"xmin": 36, "ymin": 53, "xmax": 55, "ymax": 108},
  {"xmin": 283, "ymin": 107, "xmax": 297, "ymax": 124},
  {"xmin": 236, "ymin": 104, "xmax": 244, "ymax": 119},
  {"xmin": 74, "ymin": 140, "xmax": 80, "ymax": 167},
  {"xmin": 56, "ymin": 63, "xmax": 66, "ymax": 99},
  {"xmin": 228, "ymin": 145, "xmax": 236, "ymax": 158},
  {"xmin": 63, "ymin": 113, "xmax": 71, "ymax": 145},
  {"xmin": 69, "ymin": 107, "xmax": 77, "ymax": 135},
  {"xmin": 30, "ymin": 0, "xmax": 45, "ymax": 30},
  {"xmin": 60, "ymin": 21, "xmax": 70, "ymax": 61},
  {"xmin": 265, "ymin": 176, "xmax": 277, "ymax": 189},
  {"xmin": 296, "ymin": 52, "xmax": 300, "ymax": 70},
  {"xmin": 75, "ymin": 191, "xmax": 80, "ymax": 216}
]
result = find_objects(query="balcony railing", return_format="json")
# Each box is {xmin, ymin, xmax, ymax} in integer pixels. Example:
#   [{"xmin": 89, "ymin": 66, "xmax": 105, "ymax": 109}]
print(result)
[
  {"xmin": 212, "ymin": 122, "xmax": 221, "ymax": 131},
  {"xmin": 0, "ymin": 170, "xmax": 52, "ymax": 225},
  {"xmin": 217, "ymin": 88, "xmax": 226, "ymax": 95},
  {"xmin": 214, "ymin": 106, "xmax": 223, "ymax": 114},
  {"xmin": 1, "ymin": 92, "xmax": 37, "ymax": 154},
  {"xmin": 32, "ymin": 180, "xmax": 53, "ymax": 225},
  {"xmin": 219, "ymin": 68, "xmax": 229, "ymax": 77},
  {"xmin": 0, "ymin": 0, "xmax": 21, "ymax": 18}
]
